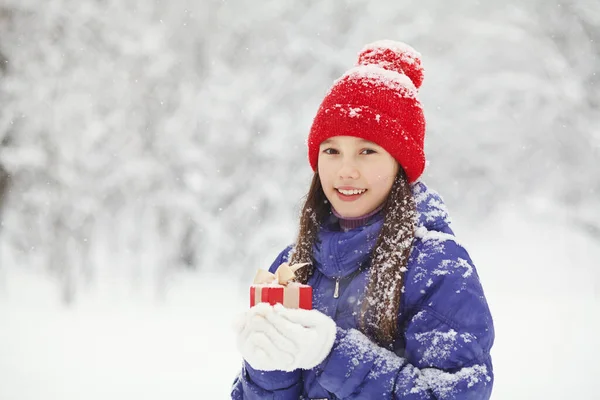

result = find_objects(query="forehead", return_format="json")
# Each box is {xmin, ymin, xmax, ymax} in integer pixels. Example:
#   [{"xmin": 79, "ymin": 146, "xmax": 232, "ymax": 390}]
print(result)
[{"xmin": 320, "ymin": 136, "xmax": 377, "ymax": 146}]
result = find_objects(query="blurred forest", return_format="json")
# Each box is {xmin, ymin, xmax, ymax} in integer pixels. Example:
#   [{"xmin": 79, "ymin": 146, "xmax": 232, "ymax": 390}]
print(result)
[{"xmin": 0, "ymin": 0, "xmax": 598, "ymax": 303}]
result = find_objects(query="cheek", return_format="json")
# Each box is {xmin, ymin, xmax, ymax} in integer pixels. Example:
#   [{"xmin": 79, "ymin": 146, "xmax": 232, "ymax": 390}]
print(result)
[
  {"xmin": 317, "ymin": 166, "xmax": 331, "ymax": 189},
  {"xmin": 317, "ymin": 156, "xmax": 326, "ymax": 176},
  {"xmin": 318, "ymin": 159, "xmax": 335, "ymax": 181},
  {"xmin": 370, "ymin": 161, "xmax": 398, "ymax": 191},
  {"xmin": 317, "ymin": 163, "xmax": 325, "ymax": 179},
  {"xmin": 371, "ymin": 174, "xmax": 395, "ymax": 190}
]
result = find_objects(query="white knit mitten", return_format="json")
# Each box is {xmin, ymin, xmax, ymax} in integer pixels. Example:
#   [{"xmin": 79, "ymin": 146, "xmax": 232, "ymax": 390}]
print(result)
[
  {"xmin": 269, "ymin": 304, "xmax": 337, "ymax": 370},
  {"xmin": 234, "ymin": 303, "xmax": 337, "ymax": 371},
  {"xmin": 234, "ymin": 303, "xmax": 296, "ymax": 371}
]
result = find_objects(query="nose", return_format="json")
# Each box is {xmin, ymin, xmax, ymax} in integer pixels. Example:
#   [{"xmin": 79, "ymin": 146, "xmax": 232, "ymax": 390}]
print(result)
[{"xmin": 338, "ymin": 158, "xmax": 360, "ymax": 180}]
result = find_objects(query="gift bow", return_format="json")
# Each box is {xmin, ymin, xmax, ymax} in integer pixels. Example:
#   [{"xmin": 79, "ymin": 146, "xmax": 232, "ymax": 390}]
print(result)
[{"xmin": 253, "ymin": 262, "xmax": 310, "ymax": 286}]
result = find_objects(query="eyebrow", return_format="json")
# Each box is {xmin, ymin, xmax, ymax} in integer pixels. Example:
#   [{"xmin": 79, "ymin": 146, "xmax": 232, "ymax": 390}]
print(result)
[
  {"xmin": 320, "ymin": 138, "xmax": 377, "ymax": 146},
  {"xmin": 358, "ymin": 139, "xmax": 376, "ymax": 145}
]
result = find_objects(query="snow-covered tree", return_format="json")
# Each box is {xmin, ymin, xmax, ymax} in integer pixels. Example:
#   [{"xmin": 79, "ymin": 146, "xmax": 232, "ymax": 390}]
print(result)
[{"xmin": 0, "ymin": 0, "xmax": 597, "ymax": 302}]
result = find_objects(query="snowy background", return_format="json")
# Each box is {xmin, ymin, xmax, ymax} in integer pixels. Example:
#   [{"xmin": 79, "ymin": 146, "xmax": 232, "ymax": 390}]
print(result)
[{"xmin": 0, "ymin": 0, "xmax": 599, "ymax": 399}]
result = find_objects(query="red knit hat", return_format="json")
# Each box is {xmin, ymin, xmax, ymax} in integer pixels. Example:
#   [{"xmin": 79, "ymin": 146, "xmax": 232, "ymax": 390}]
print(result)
[{"xmin": 307, "ymin": 40, "xmax": 426, "ymax": 183}]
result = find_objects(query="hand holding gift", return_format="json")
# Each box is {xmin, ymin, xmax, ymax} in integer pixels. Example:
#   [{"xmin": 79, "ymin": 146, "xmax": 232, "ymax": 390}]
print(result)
[
  {"xmin": 235, "ymin": 302, "xmax": 337, "ymax": 371},
  {"xmin": 234, "ymin": 302, "xmax": 296, "ymax": 371},
  {"xmin": 250, "ymin": 262, "xmax": 313, "ymax": 310}
]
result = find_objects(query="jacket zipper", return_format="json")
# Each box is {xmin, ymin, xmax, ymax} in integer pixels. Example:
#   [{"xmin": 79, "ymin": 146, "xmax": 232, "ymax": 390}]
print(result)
[{"xmin": 332, "ymin": 261, "xmax": 367, "ymax": 299}]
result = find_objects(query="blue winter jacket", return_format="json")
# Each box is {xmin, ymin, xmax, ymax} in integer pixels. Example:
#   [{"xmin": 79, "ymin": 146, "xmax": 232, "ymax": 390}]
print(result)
[{"xmin": 231, "ymin": 182, "xmax": 494, "ymax": 399}]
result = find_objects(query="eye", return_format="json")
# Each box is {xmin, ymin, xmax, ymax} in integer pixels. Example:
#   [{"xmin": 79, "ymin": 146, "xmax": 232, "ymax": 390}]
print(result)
[
  {"xmin": 360, "ymin": 149, "xmax": 377, "ymax": 155},
  {"xmin": 322, "ymin": 148, "xmax": 339, "ymax": 155}
]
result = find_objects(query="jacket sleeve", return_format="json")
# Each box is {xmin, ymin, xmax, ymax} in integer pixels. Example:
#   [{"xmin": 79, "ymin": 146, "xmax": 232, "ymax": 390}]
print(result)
[
  {"xmin": 231, "ymin": 245, "xmax": 304, "ymax": 399},
  {"xmin": 231, "ymin": 363, "xmax": 302, "ymax": 400},
  {"xmin": 314, "ymin": 235, "xmax": 494, "ymax": 399}
]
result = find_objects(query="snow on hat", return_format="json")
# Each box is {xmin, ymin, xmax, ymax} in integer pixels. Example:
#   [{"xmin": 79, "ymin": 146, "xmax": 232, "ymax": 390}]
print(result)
[{"xmin": 307, "ymin": 40, "xmax": 426, "ymax": 183}]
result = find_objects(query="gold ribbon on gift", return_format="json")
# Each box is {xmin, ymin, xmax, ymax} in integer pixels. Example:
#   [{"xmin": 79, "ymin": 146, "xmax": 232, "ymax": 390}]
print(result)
[{"xmin": 253, "ymin": 262, "xmax": 310, "ymax": 286}]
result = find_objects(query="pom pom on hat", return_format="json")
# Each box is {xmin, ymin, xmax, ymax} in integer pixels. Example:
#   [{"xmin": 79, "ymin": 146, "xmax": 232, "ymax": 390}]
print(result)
[
  {"xmin": 307, "ymin": 40, "xmax": 427, "ymax": 183},
  {"xmin": 357, "ymin": 40, "xmax": 424, "ymax": 89}
]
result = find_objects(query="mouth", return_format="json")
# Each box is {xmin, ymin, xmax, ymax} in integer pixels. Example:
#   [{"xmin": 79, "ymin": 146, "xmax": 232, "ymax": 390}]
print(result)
[{"xmin": 335, "ymin": 187, "xmax": 367, "ymax": 202}]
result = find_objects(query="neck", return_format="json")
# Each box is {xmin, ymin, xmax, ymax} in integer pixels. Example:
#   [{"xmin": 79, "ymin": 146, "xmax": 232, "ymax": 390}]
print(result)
[{"xmin": 332, "ymin": 204, "xmax": 384, "ymax": 231}]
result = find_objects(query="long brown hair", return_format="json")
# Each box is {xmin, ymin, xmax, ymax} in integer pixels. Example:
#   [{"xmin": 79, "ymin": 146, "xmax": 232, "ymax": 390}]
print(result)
[{"xmin": 289, "ymin": 168, "xmax": 416, "ymax": 348}]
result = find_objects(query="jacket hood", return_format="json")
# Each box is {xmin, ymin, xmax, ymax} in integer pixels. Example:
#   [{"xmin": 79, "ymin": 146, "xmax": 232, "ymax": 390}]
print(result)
[{"xmin": 412, "ymin": 181, "xmax": 451, "ymax": 232}]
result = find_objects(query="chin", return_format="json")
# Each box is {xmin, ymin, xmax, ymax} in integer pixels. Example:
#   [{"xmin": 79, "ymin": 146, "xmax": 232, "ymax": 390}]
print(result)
[{"xmin": 334, "ymin": 206, "xmax": 366, "ymax": 219}]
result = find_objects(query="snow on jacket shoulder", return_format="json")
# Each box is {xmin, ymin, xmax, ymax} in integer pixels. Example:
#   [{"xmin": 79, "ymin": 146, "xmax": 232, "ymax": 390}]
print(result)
[{"xmin": 231, "ymin": 181, "xmax": 495, "ymax": 400}]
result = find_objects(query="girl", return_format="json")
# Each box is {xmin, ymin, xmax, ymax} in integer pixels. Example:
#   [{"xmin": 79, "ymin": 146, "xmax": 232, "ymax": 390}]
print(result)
[{"xmin": 232, "ymin": 40, "xmax": 494, "ymax": 399}]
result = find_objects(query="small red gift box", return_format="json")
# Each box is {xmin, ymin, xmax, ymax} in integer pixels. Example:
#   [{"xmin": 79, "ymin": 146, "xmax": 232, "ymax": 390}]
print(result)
[
  {"xmin": 250, "ymin": 283, "xmax": 312, "ymax": 309},
  {"xmin": 249, "ymin": 262, "xmax": 312, "ymax": 310}
]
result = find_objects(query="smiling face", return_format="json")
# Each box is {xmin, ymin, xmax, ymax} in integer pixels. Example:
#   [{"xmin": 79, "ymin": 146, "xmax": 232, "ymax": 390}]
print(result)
[{"xmin": 317, "ymin": 136, "xmax": 399, "ymax": 218}]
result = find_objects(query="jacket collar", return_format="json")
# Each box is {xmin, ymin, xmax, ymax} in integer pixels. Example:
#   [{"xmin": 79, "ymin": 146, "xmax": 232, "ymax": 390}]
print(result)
[{"xmin": 313, "ymin": 211, "xmax": 383, "ymax": 279}]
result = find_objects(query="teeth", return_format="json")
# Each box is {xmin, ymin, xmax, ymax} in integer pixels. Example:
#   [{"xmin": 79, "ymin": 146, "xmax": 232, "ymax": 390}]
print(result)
[{"xmin": 337, "ymin": 188, "xmax": 366, "ymax": 195}]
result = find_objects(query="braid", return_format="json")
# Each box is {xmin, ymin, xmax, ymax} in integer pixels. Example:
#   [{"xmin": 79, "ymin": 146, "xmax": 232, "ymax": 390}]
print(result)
[{"xmin": 359, "ymin": 168, "xmax": 416, "ymax": 347}]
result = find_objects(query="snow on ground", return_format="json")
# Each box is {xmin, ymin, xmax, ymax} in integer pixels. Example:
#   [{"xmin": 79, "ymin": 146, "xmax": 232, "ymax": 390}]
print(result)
[
  {"xmin": 459, "ymin": 209, "xmax": 600, "ymax": 400},
  {"xmin": 0, "ymin": 209, "xmax": 599, "ymax": 399},
  {"xmin": 0, "ymin": 272, "xmax": 247, "ymax": 400}
]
